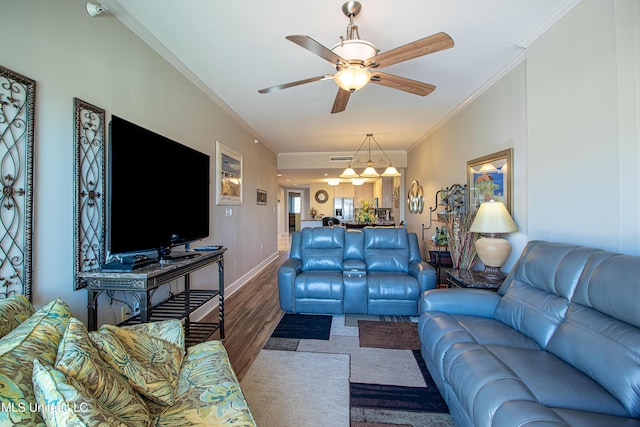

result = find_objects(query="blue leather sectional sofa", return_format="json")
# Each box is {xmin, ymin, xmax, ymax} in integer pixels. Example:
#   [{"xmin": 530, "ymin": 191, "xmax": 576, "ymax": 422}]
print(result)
[
  {"xmin": 278, "ymin": 226, "xmax": 436, "ymax": 315},
  {"xmin": 419, "ymin": 240, "xmax": 640, "ymax": 427}
]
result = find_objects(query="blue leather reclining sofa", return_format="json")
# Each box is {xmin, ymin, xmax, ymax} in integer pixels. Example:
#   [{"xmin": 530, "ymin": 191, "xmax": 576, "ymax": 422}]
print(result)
[
  {"xmin": 419, "ymin": 240, "xmax": 640, "ymax": 427},
  {"xmin": 278, "ymin": 226, "xmax": 436, "ymax": 316}
]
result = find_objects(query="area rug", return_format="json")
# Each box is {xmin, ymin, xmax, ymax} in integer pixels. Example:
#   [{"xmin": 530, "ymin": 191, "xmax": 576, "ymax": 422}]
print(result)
[
  {"xmin": 270, "ymin": 313, "xmax": 333, "ymax": 340},
  {"xmin": 241, "ymin": 314, "xmax": 454, "ymax": 427},
  {"xmin": 358, "ymin": 320, "xmax": 421, "ymax": 350}
]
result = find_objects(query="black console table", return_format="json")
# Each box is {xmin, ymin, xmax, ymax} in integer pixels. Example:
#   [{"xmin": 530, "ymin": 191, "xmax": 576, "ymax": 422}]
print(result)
[{"xmin": 78, "ymin": 248, "xmax": 226, "ymax": 346}]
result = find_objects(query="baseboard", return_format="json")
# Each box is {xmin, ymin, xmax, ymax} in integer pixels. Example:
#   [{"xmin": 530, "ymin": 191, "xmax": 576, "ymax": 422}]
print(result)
[{"xmin": 191, "ymin": 251, "xmax": 279, "ymax": 322}]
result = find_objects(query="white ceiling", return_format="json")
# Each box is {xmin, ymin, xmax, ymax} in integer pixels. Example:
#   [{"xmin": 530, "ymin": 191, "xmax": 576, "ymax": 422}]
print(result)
[{"xmin": 101, "ymin": 0, "xmax": 579, "ymax": 185}]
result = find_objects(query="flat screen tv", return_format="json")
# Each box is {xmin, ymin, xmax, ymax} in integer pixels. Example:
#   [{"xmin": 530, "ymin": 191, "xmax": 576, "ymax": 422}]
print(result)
[{"xmin": 108, "ymin": 115, "xmax": 210, "ymax": 259}]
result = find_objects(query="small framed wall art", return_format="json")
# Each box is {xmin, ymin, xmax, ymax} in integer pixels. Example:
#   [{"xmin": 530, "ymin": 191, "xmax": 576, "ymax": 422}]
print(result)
[
  {"xmin": 215, "ymin": 141, "xmax": 243, "ymax": 205},
  {"xmin": 257, "ymin": 189, "xmax": 267, "ymax": 205}
]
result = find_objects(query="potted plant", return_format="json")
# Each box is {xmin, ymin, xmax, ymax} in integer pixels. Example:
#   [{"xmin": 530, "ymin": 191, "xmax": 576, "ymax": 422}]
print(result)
[
  {"xmin": 356, "ymin": 198, "xmax": 376, "ymax": 224},
  {"xmin": 445, "ymin": 210, "xmax": 478, "ymax": 270}
]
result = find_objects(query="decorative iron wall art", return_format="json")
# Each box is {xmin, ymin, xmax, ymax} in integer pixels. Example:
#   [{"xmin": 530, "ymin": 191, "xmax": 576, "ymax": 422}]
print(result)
[
  {"xmin": 0, "ymin": 65, "xmax": 35, "ymax": 300},
  {"xmin": 74, "ymin": 98, "xmax": 106, "ymax": 290}
]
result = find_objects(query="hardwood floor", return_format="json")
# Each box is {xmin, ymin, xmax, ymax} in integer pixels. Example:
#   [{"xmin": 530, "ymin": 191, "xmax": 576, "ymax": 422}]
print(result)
[{"xmin": 203, "ymin": 237, "xmax": 289, "ymax": 380}]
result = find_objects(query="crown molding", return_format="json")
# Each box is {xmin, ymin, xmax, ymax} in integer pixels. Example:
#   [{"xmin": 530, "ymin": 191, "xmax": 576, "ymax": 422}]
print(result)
[{"xmin": 410, "ymin": 0, "xmax": 583, "ymax": 151}]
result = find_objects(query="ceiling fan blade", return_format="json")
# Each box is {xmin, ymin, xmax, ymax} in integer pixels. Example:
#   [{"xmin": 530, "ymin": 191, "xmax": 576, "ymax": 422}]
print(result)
[
  {"xmin": 331, "ymin": 88, "xmax": 351, "ymax": 114},
  {"xmin": 286, "ymin": 35, "xmax": 346, "ymax": 65},
  {"xmin": 370, "ymin": 72, "xmax": 436, "ymax": 96},
  {"xmin": 367, "ymin": 32, "xmax": 454, "ymax": 69},
  {"xmin": 258, "ymin": 75, "xmax": 332, "ymax": 94}
]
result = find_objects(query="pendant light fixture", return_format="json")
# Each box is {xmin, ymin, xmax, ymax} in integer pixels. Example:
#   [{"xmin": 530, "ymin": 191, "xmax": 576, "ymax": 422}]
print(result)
[{"xmin": 339, "ymin": 134, "xmax": 401, "ymax": 179}]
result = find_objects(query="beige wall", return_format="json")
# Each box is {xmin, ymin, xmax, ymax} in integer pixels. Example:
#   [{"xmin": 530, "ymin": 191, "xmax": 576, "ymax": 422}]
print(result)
[
  {"xmin": 406, "ymin": 62, "xmax": 528, "ymax": 269},
  {"xmin": 527, "ymin": 0, "xmax": 639, "ymax": 253},
  {"xmin": 0, "ymin": 0, "xmax": 278, "ymax": 324},
  {"xmin": 406, "ymin": 0, "xmax": 640, "ymax": 268}
]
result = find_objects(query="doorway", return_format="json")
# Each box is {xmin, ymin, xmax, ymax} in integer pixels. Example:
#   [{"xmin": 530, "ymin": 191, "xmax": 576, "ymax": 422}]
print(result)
[{"xmin": 288, "ymin": 192, "xmax": 301, "ymax": 231}]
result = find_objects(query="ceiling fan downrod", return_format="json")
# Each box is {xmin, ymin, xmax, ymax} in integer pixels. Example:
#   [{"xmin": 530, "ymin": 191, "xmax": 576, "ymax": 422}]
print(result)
[{"xmin": 341, "ymin": 1, "xmax": 362, "ymax": 42}]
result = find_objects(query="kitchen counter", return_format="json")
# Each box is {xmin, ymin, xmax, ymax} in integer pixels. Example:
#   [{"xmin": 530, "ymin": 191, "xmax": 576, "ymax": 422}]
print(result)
[{"xmin": 300, "ymin": 219, "xmax": 323, "ymax": 229}]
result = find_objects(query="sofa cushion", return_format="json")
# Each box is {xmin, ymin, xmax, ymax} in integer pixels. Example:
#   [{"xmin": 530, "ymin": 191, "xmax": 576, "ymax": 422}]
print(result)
[
  {"xmin": 367, "ymin": 272, "xmax": 419, "ymax": 300},
  {"xmin": 151, "ymin": 340, "xmax": 256, "ymax": 426},
  {"xmin": 0, "ymin": 297, "xmax": 72, "ymax": 426},
  {"xmin": 487, "ymin": 345, "xmax": 628, "ymax": 417},
  {"xmin": 363, "ymin": 228, "xmax": 410, "ymax": 272},
  {"xmin": 494, "ymin": 279, "xmax": 570, "ymax": 349},
  {"xmin": 294, "ymin": 271, "xmax": 344, "ymax": 300},
  {"xmin": 494, "ymin": 241, "xmax": 602, "ymax": 349},
  {"xmin": 56, "ymin": 318, "xmax": 151, "ymax": 427},
  {"xmin": 419, "ymin": 312, "xmax": 540, "ymax": 377},
  {"xmin": 123, "ymin": 319, "xmax": 186, "ymax": 354},
  {"xmin": 0, "ymin": 295, "xmax": 35, "ymax": 338},
  {"xmin": 32, "ymin": 358, "xmax": 131, "ymax": 427},
  {"xmin": 344, "ymin": 230, "xmax": 365, "ymax": 261},
  {"xmin": 90, "ymin": 324, "xmax": 183, "ymax": 406},
  {"xmin": 300, "ymin": 227, "xmax": 345, "ymax": 271},
  {"xmin": 548, "ymin": 303, "xmax": 640, "ymax": 418},
  {"xmin": 572, "ymin": 250, "xmax": 640, "ymax": 328}
]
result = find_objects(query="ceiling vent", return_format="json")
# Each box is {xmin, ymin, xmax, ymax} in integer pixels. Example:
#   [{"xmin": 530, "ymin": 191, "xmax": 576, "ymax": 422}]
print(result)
[{"xmin": 329, "ymin": 155, "xmax": 353, "ymax": 162}]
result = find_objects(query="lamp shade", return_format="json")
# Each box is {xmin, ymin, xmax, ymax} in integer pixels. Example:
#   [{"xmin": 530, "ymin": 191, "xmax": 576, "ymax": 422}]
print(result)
[
  {"xmin": 331, "ymin": 40, "xmax": 377, "ymax": 62},
  {"xmin": 381, "ymin": 166, "xmax": 401, "ymax": 177},
  {"xmin": 340, "ymin": 167, "xmax": 359, "ymax": 178},
  {"xmin": 469, "ymin": 200, "xmax": 517, "ymax": 234},
  {"xmin": 359, "ymin": 165, "xmax": 380, "ymax": 178},
  {"xmin": 334, "ymin": 67, "xmax": 371, "ymax": 92}
]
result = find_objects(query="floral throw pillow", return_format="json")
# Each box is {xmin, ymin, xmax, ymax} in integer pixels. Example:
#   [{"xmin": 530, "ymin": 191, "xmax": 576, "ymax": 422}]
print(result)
[
  {"xmin": 0, "ymin": 294, "xmax": 35, "ymax": 338},
  {"xmin": 55, "ymin": 318, "xmax": 151, "ymax": 427},
  {"xmin": 89, "ymin": 324, "xmax": 183, "ymax": 405},
  {"xmin": 0, "ymin": 297, "xmax": 71, "ymax": 426},
  {"xmin": 32, "ymin": 358, "xmax": 132, "ymax": 427},
  {"xmin": 122, "ymin": 319, "xmax": 185, "ymax": 354}
]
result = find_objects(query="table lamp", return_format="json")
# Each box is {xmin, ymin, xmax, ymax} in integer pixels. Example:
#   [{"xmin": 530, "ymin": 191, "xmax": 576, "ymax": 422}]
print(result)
[{"xmin": 469, "ymin": 200, "xmax": 518, "ymax": 282}]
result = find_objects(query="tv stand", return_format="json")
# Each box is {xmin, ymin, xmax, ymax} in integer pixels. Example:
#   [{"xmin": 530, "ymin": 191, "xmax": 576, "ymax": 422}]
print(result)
[{"xmin": 78, "ymin": 248, "xmax": 226, "ymax": 346}]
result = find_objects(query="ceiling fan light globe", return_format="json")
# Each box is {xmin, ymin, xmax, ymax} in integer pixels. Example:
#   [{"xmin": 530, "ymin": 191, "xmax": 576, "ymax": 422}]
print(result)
[
  {"xmin": 331, "ymin": 40, "xmax": 377, "ymax": 62},
  {"xmin": 360, "ymin": 166, "xmax": 380, "ymax": 178},
  {"xmin": 334, "ymin": 68, "xmax": 371, "ymax": 92},
  {"xmin": 381, "ymin": 166, "xmax": 401, "ymax": 177},
  {"xmin": 340, "ymin": 167, "xmax": 359, "ymax": 178}
]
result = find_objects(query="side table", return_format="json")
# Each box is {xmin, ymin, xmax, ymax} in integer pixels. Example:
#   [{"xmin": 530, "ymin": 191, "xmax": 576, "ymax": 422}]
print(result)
[{"xmin": 446, "ymin": 269, "xmax": 502, "ymax": 291}]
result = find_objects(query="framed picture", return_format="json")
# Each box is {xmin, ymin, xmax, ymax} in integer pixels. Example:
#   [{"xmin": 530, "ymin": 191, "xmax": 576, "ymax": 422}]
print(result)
[
  {"xmin": 215, "ymin": 141, "xmax": 243, "ymax": 205},
  {"xmin": 467, "ymin": 148, "xmax": 512, "ymax": 213},
  {"xmin": 257, "ymin": 189, "xmax": 267, "ymax": 205}
]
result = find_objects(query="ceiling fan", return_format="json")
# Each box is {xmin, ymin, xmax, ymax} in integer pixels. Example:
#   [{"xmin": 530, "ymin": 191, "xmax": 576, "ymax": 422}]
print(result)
[{"xmin": 258, "ymin": 1, "xmax": 454, "ymax": 114}]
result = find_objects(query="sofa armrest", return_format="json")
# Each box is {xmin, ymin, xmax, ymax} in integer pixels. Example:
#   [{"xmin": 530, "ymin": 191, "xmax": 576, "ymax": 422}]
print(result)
[
  {"xmin": 409, "ymin": 261, "xmax": 437, "ymax": 293},
  {"xmin": 277, "ymin": 258, "xmax": 302, "ymax": 312},
  {"xmin": 280, "ymin": 257, "xmax": 302, "ymax": 274},
  {"xmin": 419, "ymin": 288, "xmax": 501, "ymax": 318},
  {"xmin": 343, "ymin": 259, "xmax": 367, "ymax": 272}
]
